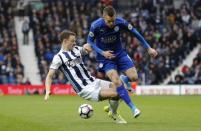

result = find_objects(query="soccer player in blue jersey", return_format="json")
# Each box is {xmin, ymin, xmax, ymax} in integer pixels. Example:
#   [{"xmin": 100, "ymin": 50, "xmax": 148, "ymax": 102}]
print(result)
[{"xmin": 87, "ymin": 6, "xmax": 158, "ymax": 118}]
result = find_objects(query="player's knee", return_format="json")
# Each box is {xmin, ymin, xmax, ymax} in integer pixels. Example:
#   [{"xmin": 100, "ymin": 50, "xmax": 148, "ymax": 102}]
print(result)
[
  {"xmin": 110, "ymin": 92, "xmax": 118, "ymax": 99},
  {"xmin": 129, "ymin": 73, "xmax": 138, "ymax": 82},
  {"xmin": 111, "ymin": 95, "xmax": 119, "ymax": 100}
]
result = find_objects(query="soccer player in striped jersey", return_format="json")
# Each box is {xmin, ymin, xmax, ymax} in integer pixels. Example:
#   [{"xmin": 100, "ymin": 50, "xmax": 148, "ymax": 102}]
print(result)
[
  {"xmin": 87, "ymin": 6, "xmax": 158, "ymax": 118},
  {"xmin": 44, "ymin": 30, "xmax": 128, "ymax": 124}
]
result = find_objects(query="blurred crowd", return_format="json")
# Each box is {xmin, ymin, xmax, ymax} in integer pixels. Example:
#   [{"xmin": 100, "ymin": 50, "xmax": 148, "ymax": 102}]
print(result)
[
  {"xmin": 0, "ymin": 0, "xmax": 200, "ymax": 85},
  {"xmin": 29, "ymin": 0, "xmax": 102, "ymax": 84},
  {"xmin": 120, "ymin": 0, "xmax": 201, "ymax": 84},
  {"xmin": 169, "ymin": 48, "xmax": 201, "ymax": 84},
  {"xmin": 0, "ymin": 1, "xmax": 26, "ymax": 84},
  {"xmin": 29, "ymin": 0, "xmax": 200, "ymax": 85}
]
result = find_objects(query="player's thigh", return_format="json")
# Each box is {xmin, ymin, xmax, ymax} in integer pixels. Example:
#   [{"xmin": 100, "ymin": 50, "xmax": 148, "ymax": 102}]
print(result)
[
  {"xmin": 99, "ymin": 87, "xmax": 118, "ymax": 101},
  {"xmin": 97, "ymin": 60, "xmax": 117, "ymax": 73},
  {"xmin": 78, "ymin": 79, "xmax": 115, "ymax": 101},
  {"xmin": 98, "ymin": 79, "xmax": 118, "ymax": 100},
  {"xmin": 123, "ymin": 67, "xmax": 138, "ymax": 81},
  {"xmin": 106, "ymin": 69, "xmax": 122, "ymax": 86},
  {"xmin": 98, "ymin": 79, "xmax": 112, "ymax": 88},
  {"xmin": 117, "ymin": 55, "xmax": 134, "ymax": 72}
]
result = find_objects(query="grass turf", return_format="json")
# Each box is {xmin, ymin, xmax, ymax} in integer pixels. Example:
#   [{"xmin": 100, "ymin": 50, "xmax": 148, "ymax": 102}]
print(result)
[{"xmin": 0, "ymin": 95, "xmax": 201, "ymax": 131}]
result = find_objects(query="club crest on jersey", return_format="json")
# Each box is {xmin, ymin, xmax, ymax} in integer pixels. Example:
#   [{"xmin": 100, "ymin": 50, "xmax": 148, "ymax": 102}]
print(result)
[
  {"xmin": 128, "ymin": 24, "xmax": 133, "ymax": 30},
  {"xmin": 89, "ymin": 31, "xmax": 94, "ymax": 37},
  {"xmin": 99, "ymin": 63, "xmax": 103, "ymax": 68},
  {"xmin": 114, "ymin": 26, "xmax": 119, "ymax": 32}
]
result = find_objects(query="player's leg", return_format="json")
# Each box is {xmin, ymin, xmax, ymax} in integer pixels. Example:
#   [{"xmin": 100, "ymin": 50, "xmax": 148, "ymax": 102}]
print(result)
[
  {"xmin": 120, "ymin": 74, "xmax": 132, "ymax": 91},
  {"xmin": 98, "ymin": 83, "xmax": 127, "ymax": 124},
  {"xmin": 97, "ymin": 62, "xmax": 123, "ymax": 114},
  {"xmin": 124, "ymin": 66, "xmax": 138, "ymax": 82},
  {"xmin": 99, "ymin": 86, "xmax": 118, "ymax": 100},
  {"xmin": 97, "ymin": 62, "xmax": 124, "ymax": 115},
  {"xmin": 78, "ymin": 79, "xmax": 126, "ymax": 123},
  {"xmin": 126, "ymin": 67, "xmax": 138, "ymax": 80},
  {"xmin": 120, "ymin": 67, "xmax": 138, "ymax": 91},
  {"xmin": 99, "ymin": 87, "xmax": 119, "ymax": 115},
  {"xmin": 118, "ymin": 55, "xmax": 141, "ymax": 118},
  {"xmin": 106, "ymin": 69, "xmax": 137, "ymax": 116},
  {"xmin": 97, "ymin": 80, "xmax": 119, "ymax": 114}
]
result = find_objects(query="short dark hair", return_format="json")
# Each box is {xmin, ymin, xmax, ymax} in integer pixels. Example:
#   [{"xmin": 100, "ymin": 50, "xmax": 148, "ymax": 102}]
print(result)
[
  {"xmin": 59, "ymin": 30, "xmax": 76, "ymax": 42},
  {"xmin": 103, "ymin": 6, "xmax": 116, "ymax": 17}
]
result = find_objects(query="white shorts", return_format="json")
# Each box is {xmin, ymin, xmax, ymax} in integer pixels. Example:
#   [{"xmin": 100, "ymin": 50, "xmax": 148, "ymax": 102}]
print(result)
[{"xmin": 77, "ymin": 79, "xmax": 111, "ymax": 101}]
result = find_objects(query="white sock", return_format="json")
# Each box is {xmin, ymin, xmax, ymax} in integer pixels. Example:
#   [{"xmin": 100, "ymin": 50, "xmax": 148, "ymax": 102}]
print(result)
[{"xmin": 109, "ymin": 100, "xmax": 119, "ymax": 114}]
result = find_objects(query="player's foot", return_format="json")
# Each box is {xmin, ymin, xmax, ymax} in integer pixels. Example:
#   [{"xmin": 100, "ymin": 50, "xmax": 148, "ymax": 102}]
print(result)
[
  {"xmin": 133, "ymin": 108, "xmax": 141, "ymax": 118},
  {"xmin": 120, "ymin": 75, "xmax": 133, "ymax": 92},
  {"xmin": 103, "ymin": 105, "xmax": 110, "ymax": 113},
  {"xmin": 104, "ymin": 106, "xmax": 127, "ymax": 124},
  {"xmin": 108, "ymin": 111, "xmax": 127, "ymax": 124}
]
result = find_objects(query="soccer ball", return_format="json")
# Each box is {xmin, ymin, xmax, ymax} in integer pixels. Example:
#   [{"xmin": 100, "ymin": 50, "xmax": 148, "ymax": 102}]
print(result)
[{"xmin": 78, "ymin": 104, "xmax": 93, "ymax": 119}]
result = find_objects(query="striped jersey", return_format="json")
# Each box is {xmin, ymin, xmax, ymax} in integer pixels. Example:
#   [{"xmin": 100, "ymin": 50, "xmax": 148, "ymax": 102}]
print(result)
[{"xmin": 50, "ymin": 46, "xmax": 95, "ymax": 93}]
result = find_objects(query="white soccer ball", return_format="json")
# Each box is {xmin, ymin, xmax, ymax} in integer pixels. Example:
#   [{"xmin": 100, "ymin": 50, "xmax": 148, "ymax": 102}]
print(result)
[{"xmin": 78, "ymin": 104, "xmax": 93, "ymax": 119}]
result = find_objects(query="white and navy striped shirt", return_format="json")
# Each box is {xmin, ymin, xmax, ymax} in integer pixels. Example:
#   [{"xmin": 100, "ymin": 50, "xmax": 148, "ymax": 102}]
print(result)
[{"xmin": 50, "ymin": 46, "xmax": 95, "ymax": 93}]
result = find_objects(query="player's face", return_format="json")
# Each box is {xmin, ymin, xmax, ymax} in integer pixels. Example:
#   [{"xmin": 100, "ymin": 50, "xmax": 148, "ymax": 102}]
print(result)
[
  {"xmin": 104, "ymin": 15, "xmax": 116, "ymax": 28},
  {"xmin": 65, "ymin": 35, "xmax": 76, "ymax": 50}
]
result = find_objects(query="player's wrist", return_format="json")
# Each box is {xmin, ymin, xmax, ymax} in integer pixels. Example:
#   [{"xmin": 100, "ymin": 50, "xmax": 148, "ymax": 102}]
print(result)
[
  {"xmin": 100, "ymin": 51, "xmax": 104, "ymax": 56},
  {"xmin": 147, "ymin": 47, "xmax": 152, "ymax": 52}
]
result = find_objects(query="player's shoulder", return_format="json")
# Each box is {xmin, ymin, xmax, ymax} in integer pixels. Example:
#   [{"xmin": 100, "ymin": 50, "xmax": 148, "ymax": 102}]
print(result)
[
  {"xmin": 55, "ymin": 50, "xmax": 62, "ymax": 56},
  {"xmin": 52, "ymin": 50, "xmax": 67, "ymax": 64},
  {"xmin": 91, "ymin": 18, "xmax": 104, "ymax": 28},
  {"xmin": 74, "ymin": 46, "xmax": 82, "ymax": 51},
  {"xmin": 53, "ymin": 50, "xmax": 63, "ymax": 60},
  {"xmin": 116, "ymin": 17, "xmax": 126, "ymax": 24}
]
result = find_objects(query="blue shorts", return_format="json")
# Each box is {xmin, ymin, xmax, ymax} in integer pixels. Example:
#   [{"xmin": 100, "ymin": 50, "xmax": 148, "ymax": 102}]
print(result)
[{"xmin": 97, "ymin": 54, "xmax": 135, "ymax": 73}]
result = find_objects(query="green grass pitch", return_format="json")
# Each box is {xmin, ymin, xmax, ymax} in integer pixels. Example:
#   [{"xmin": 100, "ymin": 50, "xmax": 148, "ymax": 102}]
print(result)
[{"xmin": 0, "ymin": 95, "xmax": 201, "ymax": 131}]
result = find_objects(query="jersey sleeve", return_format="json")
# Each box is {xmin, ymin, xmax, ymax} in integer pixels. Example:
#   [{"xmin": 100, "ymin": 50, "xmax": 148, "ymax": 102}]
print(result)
[
  {"xmin": 87, "ymin": 24, "xmax": 104, "ymax": 55},
  {"xmin": 119, "ymin": 18, "xmax": 151, "ymax": 49},
  {"xmin": 87, "ymin": 25, "xmax": 96, "ymax": 45},
  {"xmin": 50, "ymin": 55, "xmax": 62, "ymax": 70}
]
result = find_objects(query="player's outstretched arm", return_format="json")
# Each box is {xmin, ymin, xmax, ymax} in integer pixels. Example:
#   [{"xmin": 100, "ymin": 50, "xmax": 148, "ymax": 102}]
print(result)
[
  {"xmin": 131, "ymin": 28, "xmax": 151, "ymax": 49},
  {"xmin": 44, "ymin": 69, "xmax": 56, "ymax": 101},
  {"xmin": 132, "ymin": 29, "xmax": 158, "ymax": 57},
  {"xmin": 121, "ymin": 18, "xmax": 158, "ymax": 58}
]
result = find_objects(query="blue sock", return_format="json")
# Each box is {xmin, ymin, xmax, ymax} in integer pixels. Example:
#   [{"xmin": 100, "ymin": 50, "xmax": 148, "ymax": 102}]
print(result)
[
  {"xmin": 116, "ymin": 84, "xmax": 136, "ymax": 113},
  {"xmin": 120, "ymin": 75, "xmax": 131, "ymax": 89}
]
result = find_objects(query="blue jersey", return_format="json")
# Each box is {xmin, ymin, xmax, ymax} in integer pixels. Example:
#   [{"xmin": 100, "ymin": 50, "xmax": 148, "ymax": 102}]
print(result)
[{"xmin": 87, "ymin": 17, "xmax": 151, "ymax": 61}]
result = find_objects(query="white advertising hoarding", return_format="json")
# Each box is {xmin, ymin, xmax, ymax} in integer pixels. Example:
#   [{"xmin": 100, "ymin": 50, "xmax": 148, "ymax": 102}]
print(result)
[
  {"xmin": 180, "ymin": 85, "xmax": 201, "ymax": 95},
  {"xmin": 136, "ymin": 85, "xmax": 179, "ymax": 95},
  {"xmin": 136, "ymin": 85, "xmax": 201, "ymax": 95}
]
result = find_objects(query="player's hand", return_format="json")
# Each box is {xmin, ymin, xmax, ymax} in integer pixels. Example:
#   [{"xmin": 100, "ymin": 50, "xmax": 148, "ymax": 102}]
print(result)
[
  {"xmin": 147, "ymin": 48, "xmax": 158, "ymax": 58},
  {"xmin": 102, "ymin": 51, "xmax": 115, "ymax": 59},
  {"xmin": 83, "ymin": 43, "xmax": 93, "ymax": 53},
  {"xmin": 44, "ymin": 92, "xmax": 50, "ymax": 101}
]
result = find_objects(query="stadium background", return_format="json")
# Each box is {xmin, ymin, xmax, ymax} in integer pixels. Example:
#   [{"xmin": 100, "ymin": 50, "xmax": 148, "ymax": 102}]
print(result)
[
  {"xmin": 0, "ymin": 0, "xmax": 201, "ymax": 86},
  {"xmin": 0, "ymin": 0, "xmax": 201, "ymax": 131}
]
